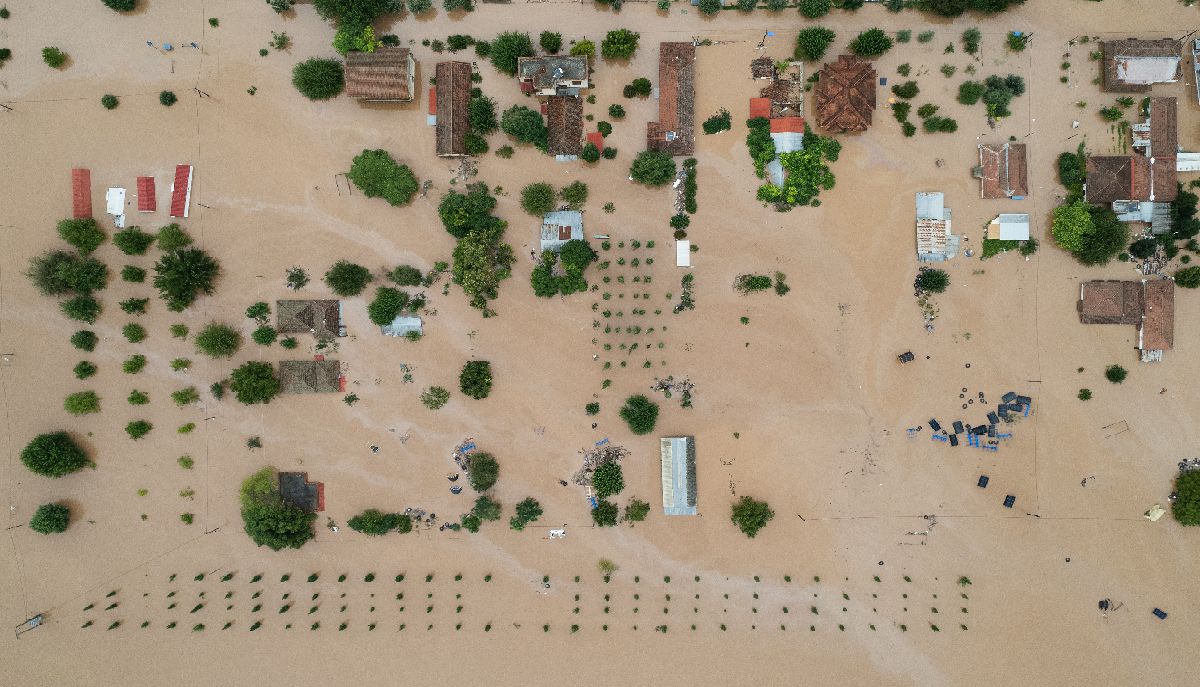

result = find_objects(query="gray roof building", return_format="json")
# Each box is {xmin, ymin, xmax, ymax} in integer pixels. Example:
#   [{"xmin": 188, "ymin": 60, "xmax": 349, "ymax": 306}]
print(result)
[
  {"xmin": 381, "ymin": 314, "xmax": 424, "ymax": 338},
  {"xmin": 518, "ymin": 56, "xmax": 588, "ymax": 95},
  {"xmin": 540, "ymin": 210, "xmax": 583, "ymax": 252},
  {"xmin": 660, "ymin": 436, "xmax": 697, "ymax": 516}
]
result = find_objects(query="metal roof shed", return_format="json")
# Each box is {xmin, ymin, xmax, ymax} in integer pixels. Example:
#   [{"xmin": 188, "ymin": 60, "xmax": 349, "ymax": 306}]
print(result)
[{"xmin": 676, "ymin": 240, "xmax": 691, "ymax": 267}]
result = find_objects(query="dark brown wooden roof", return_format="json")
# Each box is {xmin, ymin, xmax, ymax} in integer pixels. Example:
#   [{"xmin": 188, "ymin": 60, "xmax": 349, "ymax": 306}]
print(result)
[
  {"xmin": 546, "ymin": 95, "xmax": 583, "ymax": 156},
  {"xmin": 814, "ymin": 55, "xmax": 876, "ymax": 133},
  {"xmin": 1078, "ymin": 280, "xmax": 1143, "ymax": 325},
  {"xmin": 435, "ymin": 61, "xmax": 471, "ymax": 157},
  {"xmin": 1085, "ymin": 155, "xmax": 1134, "ymax": 203},
  {"xmin": 344, "ymin": 47, "xmax": 414, "ymax": 101},
  {"xmin": 646, "ymin": 42, "xmax": 695, "ymax": 156},
  {"xmin": 1141, "ymin": 280, "xmax": 1174, "ymax": 351}
]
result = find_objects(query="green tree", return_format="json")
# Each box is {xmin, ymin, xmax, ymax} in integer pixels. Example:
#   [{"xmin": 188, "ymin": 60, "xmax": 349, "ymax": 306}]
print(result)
[
  {"xmin": 42, "ymin": 47, "xmax": 67, "ymax": 68},
  {"xmin": 195, "ymin": 323, "xmax": 241, "ymax": 357},
  {"xmin": 592, "ymin": 462, "xmax": 625, "ymax": 499},
  {"xmin": 71, "ymin": 330, "xmax": 98, "ymax": 352},
  {"xmin": 390, "ymin": 264, "xmax": 423, "ymax": 286},
  {"xmin": 510, "ymin": 497, "xmax": 543, "ymax": 530},
  {"xmin": 324, "ymin": 260, "xmax": 373, "ymax": 296},
  {"xmin": 608, "ymin": 103, "xmax": 626, "ymax": 119},
  {"xmin": 795, "ymin": 27, "xmax": 836, "ymax": 62},
  {"xmin": 251, "ymin": 326, "xmax": 277, "ymax": 345},
  {"xmin": 30, "ymin": 503, "xmax": 71, "ymax": 533},
  {"xmin": 348, "ymin": 149, "xmax": 418, "ymax": 206},
  {"xmin": 849, "ymin": 28, "xmax": 893, "ymax": 57},
  {"xmin": 629, "ymin": 150, "xmax": 677, "ymax": 187},
  {"xmin": 156, "ymin": 223, "xmax": 192, "ymax": 251},
  {"xmin": 624, "ymin": 498, "xmax": 650, "ymax": 523},
  {"xmin": 592, "ymin": 500, "xmax": 619, "ymax": 527},
  {"xmin": 1076, "ymin": 207, "xmax": 1127, "ymax": 266},
  {"xmin": 64, "ymin": 390, "xmax": 100, "ymax": 416},
  {"xmin": 559, "ymin": 239, "xmax": 597, "ymax": 272},
  {"xmin": 1175, "ymin": 265, "xmax": 1200, "ymax": 288},
  {"xmin": 459, "ymin": 360, "xmax": 493, "ymax": 399},
  {"xmin": 292, "ymin": 57, "xmax": 345, "ymax": 100},
  {"xmin": 520, "ymin": 183, "xmax": 556, "ymax": 215},
  {"xmin": 407, "ymin": 0, "xmax": 432, "ymax": 13},
  {"xmin": 580, "ymin": 143, "xmax": 601, "ymax": 163},
  {"xmin": 500, "ymin": 105, "xmax": 547, "ymax": 147},
  {"xmin": 730, "ymin": 495, "xmax": 775, "ymax": 538},
  {"xmin": 570, "ymin": 39, "xmax": 595, "ymax": 58},
  {"xmin": 229, "ymin": 361, "xmax": 280, "ymax": 404},
  {"xmin": 539, "ymin": 31, "xmax": 562, "ymax": 54},
  {"xmin": 159, "ymin": 91, "xmax": 177, "ymax": 107},
  {"xmin": 1051, "ymin": 201, "xmax": 1093, "ymax": 253},
  {"xmin": 916, "ymin": 269, "xmax": 949, "ymax": 293},
  {"xmin": 113, "ymin": 227, "xmax": 156, "ymax": 255},
  {"xmin": 102, "ymin": 0, "xmax": 138, "ymax": 11},
  {"xmin": 698, "ymin": 0, "xmax": 721, "ymax": 15},
  {"xmin": 490, "ymin": 31, "xmax": 534, "ymax": 75},
  {"xmin": 1172, "ymin": 470, "xmax": 1200, "ymax": 525},
  {"xmin": 240, "ymin": 467, "xmax": 316, "ymax": 550},
  {"xmin": 367, "ymin": 286, "xmax": 409, "ymax": 325},
  {"xmin": 957, "ymin": 80, "xmax": 986, "ymax": 105},
  {"xmin": 312, "ymin": 0, "xmax": 402, "ymax": 25},
  {"xmin": 21, "ymin": 432, "xmax": 90, "ymax": 477},
  {"xmin": 560, "ymin": 181, "xmax": 588, "ymax": 209},
  {"xmin": 798, "ymin": 0, "xmax": 830, "ymax": 17},
  {"xmin": 74, "ymin": 361, "xmax": 97, "ymax": 379},
  {"xmin": 619, "ymin": 395, "xmax": 659, "ymax": 435},
  {"xmin": 467, "ymin": 452, "xmax": 499, "ymax": 492},
  {"xmin": 1056, "ymin": 147, "xmax": 1087, "ymax": 194},
  {"xmin": 420, "ymin": 385, "xmax": 450, "ymax": 409},
  {"xmin": 26, "ymin": 251, "xmax": 108, "ymax": 296},
  {"xmin": 468, "ymin": 95, "xmax": 498, "ymax": 134},
  {"xmin": 153, "ymin": 247, "xmax": 219, "ymax": 311},
  {"xmin": 61, "ymin": 295, "xmax": 101, "ymax": 323},
  {"xmin": 57, "ymin": 218, "xmax": 105, "ymax": 254},
  {"xmin": 601, "ymin": 29, "xmax": 639, "ymax": 60},
  {"xmin": 438, "ymin": 183, "xmax": 498, "ymax": 239},
  {"xmin": 347, "ymin": 509, "xmax": 407, "ymax": 535},
  {"xmin": 472, "ymin": 495, "xmax": 502, "ymax": 521},
  {"xmin": 1128, "ymin": 238, "xmax": 1157, "ymax": 260},
  {"xmin": 1104, "ymin": 364, "xmax": 1127, "ymax": 384}
]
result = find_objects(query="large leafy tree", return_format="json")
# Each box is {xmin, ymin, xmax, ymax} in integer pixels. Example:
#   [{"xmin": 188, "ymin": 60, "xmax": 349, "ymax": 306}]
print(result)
[
  {"xmin": 21, "ymin": 432, "xmax": 90, "ymax": 477},
  {"xmin": 601, "ymin": 29, "xmax": 640, "ymax": 60},
  {"xmin": 1174, "ymin": 470, "xmax": 1200, "ymax": 526},
  {"xmin": 439, "ymin": 183, "xmax": 498, "ymax": 239},
  {"xmin": 794, "ymin": 27, "xmax": 836, "ymax": 62},
  {"xmin": 500, "ymin": 105, "xmax": 547, "ymax": 148},
  {"xmin": 57, "ymin": 218, "xmax": 105, "ymax": 254},
  {"xmin": 1051, "ymin": 201, "xmax": 1092, "ymax": 253},
  {"xmin": 452, "ymin": 221, "xmax": 514, "ymax": 309},
  {"xmin": 240, "ymin": 467, "xmax": 316, "ymax": 550},
  {"xmin": 469, "ymin": 96, "xmax": 498, "ymax": 134},
  {"xmin": 1076, "ymin": 207, "xmax": 1127, "ymax": 266},
  {"xmin": 1176, "ymin": 266, "xmax": 1200, "ymax": 289},
  {"xmin": 292, "ymin": 58, "xmax": 345, "ymax": 100},
  {"xmin": 229, "ymin": 361, "xmax": 280, "ymax": 405},
  {"xmin": 730, "ymin": 495, "xmax": 775, "ymax": 538},
  {"xmin": 312, "ymin": 0, "xmax": 402, "ymax": 24},
  {"xmin": 30, "ymin": 503, "xmax": 71, "ymax": 533},
  {"xmin": 510, "ymin": 497, "xmax": 543, "ymax": 530},
  {"xmin": 153, "ymin": 247, "xmax": 219, "ymax": 311},
  {"xmin": 520, "ymin": 183, "xmax": 556, "ymax": 216},
  {"xmin": 26, "ymin": 250, "xmax": 107, "ymax": 296},
  {"xmin": 619, "ymin": 395, "xmax": 659, "ymax": 435},
  {"xmin": 459, "ymin": 360, "xmax": 493, "ymax": 399},
  {"xmin": 592, "ymin": 462, "xmax": 625, "ymax": 499},
  {"xmin": 367, "ymin": 286, "xmax": 409, "ymax": 325},
  {"xmin": 348, "ymin": 149, "xmax": 418, "ymax": 205},
  {"xmin": 629, "ymin": 150, "xmax": 677, "ymax": 187},
  {"xmin": 592, "ymin": 500, "xmax": 619, "ymax": 527},
  {"xmin": 798, "ymin": 0, "xmax": 830, "ymax": 18},
  {"xmin": 324, "ymin": 260, "xmax": 373, "ymax": 296},
  {"xmin": 849, "ymin": 28, "xmax": 893, "ymax": 57},
  {"xmin": 467, "ymin": 452, "xmax": 499, "ymax": 492},
  {"xmin": 490, "ymin": 31, "xmax": 534, "ymax": 75}
]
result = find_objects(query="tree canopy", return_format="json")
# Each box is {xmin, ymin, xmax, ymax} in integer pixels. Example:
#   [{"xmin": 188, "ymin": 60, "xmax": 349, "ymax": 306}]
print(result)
[
  {"xmin": 324, "ymin": 260, "xmax": 373, "ymax": 296},
  {"xmin": 916, "ymin": 269, "xmax": 950, "ymax": 293},
  {"xmin": 619, "ymin": 395, "xmax": 659, "ymax": 435},
  {"xmin": 348, "ymin": 149, "xmax": 418, "ymax": 205},
  {"xmin": 592, "ymin": 462, "xmax": 625, "ymax": 499},
  {"xmin": 1172, "ymin": 470, "xmax": 1200, "ymax": 526},
  {"xmin": 849, "ymin": 28, "xmax": 893, "ymax": 57},
  {"xmin": 592, "ymin": 500, "xmax": 619, "ymax": 527},
  {"xmin": 459, "ymin": 360, "xmax": 493, "ymax": 399},
  {"xmin": 57, "ymin": 218, "xmax": 105, "ymax": 254},
  {"xmin": 629, "ymin": 150, "xmax": 677, "ymax": 186},
  {"xmin": 490, "ymin": 32, "xmax": 534, "ymax": 75},
  {"xmin": 30, "ymin": 503, "xmax": 71, "ymax": 533},
  {"xmin": 195, "ymin": 323, "xmax": 241, "ymax": 358},
  {"xmin": 26, "ymin": 250, "xmax": 107, "ymax": 296},
  {"xmin": 438, "ymin": 182, "xmax": 499, "ymax": 239},
  {"xmin": 348, "ymin": 509, "xmax": 411, "ymax": 535},
  {"xmin": 469, "ymin": 96, "xmax": 498, "ymax": 134},
  {"xmin": 113, "ymin": 227, "xmax": 156, "ymax": 255},
  {"xmin": 510, "ymin": 497, "xmax": 543, "ymax": 530},
  {"xmin": 292, "ymin": 57, "xmax": 345, "ymax": 100},
  {"xmin": 367, "ymin": 286, "xmax": 410, "ymax": 325},
  {"xmin": 500, "ymin": 105, "xmax": 547, "ymax": 148},
  {"xmin": 730, "ymin": 495, "xmax": 775, "ymax": 538},
  {"xmin": 467, "ymin": 452, "xmax": 499, "ymax": 491},
  {"xmin": 21, "ymin": 432, "xmax": 90, "ymax": 478},
  {"xmin": 601, "ymin": 29, "xmax": 639, "ymax": 60},
  {"xmin": 1175, "ymin": 265, "xmax": 1200, "ymax": 289},
  {"xmin": 229, "ymin": 361, "xmax": 280, "ymax": 405},
  {"xmin": 240, "ymin": 467, "xmax": 316, "ymax": 550},
  {"xmin": 520, "ymin": 183, "xmax": 556, "ymax": 216},
  {"xmin": 312, "ymin": 0, "xmax": 402, "ymax": 24},
  {"xmin": 153, "ymin": 247, "xmax": 219, "ymax": 311},
  {"xmin": 795, "ymin": 27, "xmax": 836, "ymax": 62},
  {"xmin": 1051, "ymin": 201, "xmax": 1092, "ymax": 253}
]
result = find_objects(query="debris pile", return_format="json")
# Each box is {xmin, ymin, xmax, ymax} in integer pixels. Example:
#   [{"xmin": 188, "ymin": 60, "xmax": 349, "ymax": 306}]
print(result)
[
  {"xmin": 571, "ymin": 443, "xmax": 628, "ymax": 487},
  {"xmin": 925, "ymin": 390, "xmax": 1033, "ymax": 451}
]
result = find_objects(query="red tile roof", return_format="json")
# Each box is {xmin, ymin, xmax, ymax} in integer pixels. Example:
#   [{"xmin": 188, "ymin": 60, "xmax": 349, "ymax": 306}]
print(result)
[
  {"xmin": 978, "ymin": 143, "xmax": 1029, "ymax": 199},
  {"xmin": 587, "ymin": 131, "xmax": 604, "ymax": 151},
  {"xmin": 428, "ymin": 87, "xmax": 437, "ymax": 115},
  {"xmin": 647, "ymin": 42, "xmax": 695, "ymax": 156},
  {"xmin": 71, "ymin": 168, "xmax": 92, "ymax": 219},
  {"xmin": 769, "ymin": 117, "xmax": 805, "ymax": 133},
  {"xmin": 815, "ymin": 55, "xmax": 877, "ymax": 133},
  {"xmin": 1142, "ymin": 280, "xmax": 1174, "ymax": 351},
  {"xmin": 136, "ymin": 176, "xmax": 156, "ymax": 212},
  {"xmin": 435, "ymin": 61, "xmax": 471, "ymax": 157},
  {"xmin": 749, "ymin": 97, "xmax": 771, "ymax": 119},
  {"xmin": 170, "ymin": 164, "xmax": 192, "ymax": 218},
  {"xmin": 343, "ymin": 47, "xmax": 414, "ymax": 101}
]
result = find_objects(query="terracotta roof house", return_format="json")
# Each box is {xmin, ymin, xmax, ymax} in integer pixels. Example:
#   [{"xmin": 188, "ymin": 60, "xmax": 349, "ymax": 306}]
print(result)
[
  {"xmin": 277, "ymin": 300, "xmax": 343, "ymax": 339},
  {"xmin": 1077, "ymin": 280, "xmax": 1144, "ymax": 325},
  {"xmin": 1085, "ymin": 155, "xmax": 1136, "ymax": 204},
  {"xmin": 136, "ymin": 176, "xmax": 156, "ymax": 212},
  {"xmin": 540, "ymin": 210, "xmax": 583, "ymax": 252},
  {"xmin": 169, "ymin": 164, "xmax": 193, "ymax": 218},
  {"xmin": 814, "ymin": 55, "xmax": 876, "ymax": 133},
  {"xmin": 1086, "ymin": 99, "xmax": 1177, "ymax": 204},
  {"xmin": 435, "ymin": 61, "xmax": 471, "ymax": 157},
  {"xmin": 1101, "ymin": 39, "xmax": 1181, "ymax": 92},
  {"xmin": 279, "ymin": 359, "xmax": 342, "ymax": 394},
  {"xmin": 647, "ymin": 42, "xmax": 695, "ymax": 156},
  {"xmin": 1140, "ymin": 280, "xmax": 1174, "ymax": 358},
  {"xmin": 546, "ymin": 95, "xmax": 583, "ymax": 158},
  {"xmin": 749, "ymin": 97, "xmax": 771, "ymax": 119},
  {"xmin": 71, "ymin": 168, "xmax": 92, "ymax": 219},
  {"xmin": 977, "ymin": 143, "xmax": 1028, "ymax": 199},
  {"xmin": 586, "ymin": 131, "xmax": 605, "ymax": 151},
  {"xmin": 517, "ymin": 56, "xmax": 588, "ymax": 96},
  {"xmin": 344, "ymin": 47, "xmax": 415, "ymax": 102}
]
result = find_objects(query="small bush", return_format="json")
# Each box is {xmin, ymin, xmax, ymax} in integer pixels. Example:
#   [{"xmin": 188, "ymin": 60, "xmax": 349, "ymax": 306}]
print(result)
[
  {"xmin": 916, "ymin": 269, "xmax": 949, "ymax": 293},
  {"xmin": 70, "ymin": 330, "xmax": 98, "ymax": 352},
  {"xmin": 122, "ymin": 354, "xmax": 147, "ymax": 374},
  {"xmin": 195, "ymin": 323, "xmax": 241, "ymax": 358},
  {"xmin": 113, "ymin": 227, "xmax": 156, "ymax": 255},
  {"xmin": 125, "ymin": 420, "xmax": 153, "ymax": 440},
  {"xmin": 122, "ymin": 265, "xmax": 146, "ymax": 283},
  {"xmin": 64, "ymin": 391, "xmax": 100, "ymax": 416},
  {"xmin": 122, "ymin": 323, "xmax": 147, "ymax": 343},
  {"xmin": 619, "ymin": 395, "xmax": 659, "ymax": 435},
  {"xmin": 292, "ymin": 58, "xmax": 344, "ymax": 100},
  {"xmin": 30, "ymin": 503, "xmax": 71, "ymax": 534},
  {"xmin": 459, "ymin": 360, "xmax": 493, "ymax": 400},
  {"xmin": 156, "ymin": 223, "xmax": 192, "ymax": 251},
  {"xmin": 1104, "ymin": 365, "xmax": 1127, "ymax": 384},
  {"xmin": 420, "ymin": 386, "xmax": 450, "ymax": 410},
  {"xmin": 159, "ymin": 91, "xmax": 177, "ymax": 107},
  {"xmin": 101, "ymin": 94, "xmax": 119, "ymax": 110},
  {"xmin": 42, "ymin": 47, "xmax": 67, "ymax": 68}
]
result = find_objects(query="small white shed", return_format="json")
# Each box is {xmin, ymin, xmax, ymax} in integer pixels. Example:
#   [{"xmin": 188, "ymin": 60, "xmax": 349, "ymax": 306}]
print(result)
[{"xmin": 676, "ymin": 240, "xmax": 691, "ymax": 267}]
